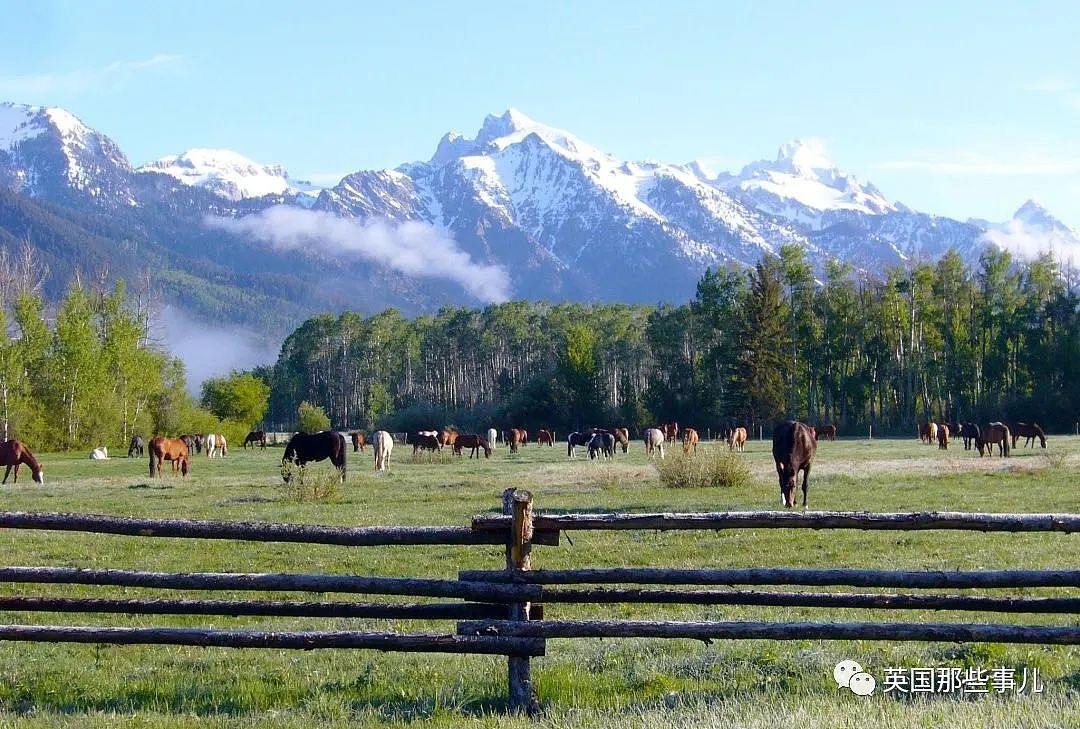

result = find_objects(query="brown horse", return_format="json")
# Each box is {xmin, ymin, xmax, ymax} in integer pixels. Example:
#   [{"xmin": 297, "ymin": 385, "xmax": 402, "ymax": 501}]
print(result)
[
  {"xmin": 243, "ymin": 430, "xmax": 267, "ymax": 450},
  {"xmin": 662, "ymin": 422, "xmax": 679, "ymax": 444},
  {"xmin": 1011, "ymin": 422, "xmax": 1047, "ymax": 449},
  {"xmin": 350, "ymin": 431, "xmax": 367, "ymax": 453},
  {"xmin": 454, "ymin": 433, "xmax": 492, "ymax": 459},
  {"xmin": 537, "ymin": 429, "xmax": 555, "ymax": 446},
  {"xmin": 437, "ymin": 428, "xmax": 458, "ymax": 449},
  {"xmin": 0, "ymin": 439, "xmax": 44, "ymax": 484},
  {"xmin": 919, "ymin": 422, "xmax": 938, "ymax": 445},
  {"xmin": 937, "ymin": 423, "xmax": 950, "ymax": 450},
  {"xmin": 728, "ymin": 426, "xmax": 748, "ymax": 452},
  {"xmin": 150, "ymin": 436, "xmax": 190, "ymax": 477},
  {"xmin": 772, "ymin": 421, "xmax": 816, "ymax": 508},
  {"xmin": 615, "ymin": 427, "xmax": 630, "ymax": 453},
  {"xmin": 814, "ymin": 424, "xmax": 837, "ymax": 441},
  {"xmin": 978, "ymin": 422, "xmax": 1010, "ymax": 457},
  {"xmin": 508, "ymin": 428, "xmax": 526, "ymax": 453},
  {"xmin": 682, "ymin": 427, "xmax": 699, "ymax": 454}
]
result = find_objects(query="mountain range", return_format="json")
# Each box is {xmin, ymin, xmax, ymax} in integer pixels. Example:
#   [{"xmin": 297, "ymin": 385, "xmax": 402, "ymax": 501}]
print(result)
[{"xmin": 1, "ymin": 101, "xmax": 1077, "ymax": 339}]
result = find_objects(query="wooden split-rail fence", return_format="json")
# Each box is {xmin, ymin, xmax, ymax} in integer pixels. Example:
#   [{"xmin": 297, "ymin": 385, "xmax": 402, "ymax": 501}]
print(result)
[{"xmin": 0, "ymin": 492, "xmax": 1079, "ymax": 715}]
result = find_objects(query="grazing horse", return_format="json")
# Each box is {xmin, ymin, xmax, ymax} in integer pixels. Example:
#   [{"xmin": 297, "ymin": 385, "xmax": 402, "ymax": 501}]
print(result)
[
  {"xmin": 567, "ymin": 431, "xmax": 591, "ymax": 458},
  {"xmin": 0, "ymin": 440, "xmax": 44, "ymax": 484},
  {"xmin": 979, "ymin": 422, "xmax": 1011, "ymax": 457},
  {"xmin": 243, "ymin": 430, "xmax": 267, "ymax": 450},
  {"xmin": 204, "ymin": 433, "xmax": 228, "ymax": 458},
  {"xmin": 959, "ymin": 422, "xmax": 980, "ymax": 451},
  {"xmin": 643, "ymin": 428, "xmax": 666, "ymax": 460},
  {"xmin": 537, "ymin": 429, "xmax": 555, "ymax": 446},
  {"xmin": 412, "ymin": 433, "xmax": 441, "ymax": 455},
  {"xmin": 127, "ymin": 435, "xmax": 145, "ymax": 458},
  {"xmin": 814, "ymin": 424, "xmax": 837, "ymax": 441},
  {"xmin": 937, "ymin": 423, "xmax": 950, "ymax": 450},
  {"xmin": 352, "ymin": 431, "xmax": 370, "ymax": 452},
  {"xmin": 587, "ymin": 431, "xmax": 614, "ymax": 459},
  {"xmin": 728, "ymin": 427, "xmax": 748, "ymax": 452},
  {"xmin": 682, "ymin": 427, "xmax": 699, "ymax": 454},
  {"xmin": 180, "ymin": 434, "xmax": 203, "ymax": 454},
  {"xmin": 486, "ymin": 428, "xmax": 498, "ymax": 449},
  {"xmin": 1011, "ymin": 422, "xmax": 1047, "ymax": 449},
  {"xmin": 662, "ymin": 422, "xmax": 679, "ymax": 444},
  {"xmin": 149, "ymin": 436, "xmax": 189, "ymax": 478},
  {"xmin": 919, "ymin": 422, "xmax": 938, "ymax": 445},
  {"xmin": 374, "ymin": 430, "xmax": 393, "ymax": 471},
  {"xmin": 454, "ymin": 433, "xmax": 492, "ymax": 459},
  {"xmin": 508, "ymin": 428, "xmax": 527, "ymax": 453},
  {"xmin": 772, "ymin": 421, "xmax": 816, "ymax": 508},
  {"xmin": 282, "ymin": 430, "xmax": 347, "ymax": 483}
]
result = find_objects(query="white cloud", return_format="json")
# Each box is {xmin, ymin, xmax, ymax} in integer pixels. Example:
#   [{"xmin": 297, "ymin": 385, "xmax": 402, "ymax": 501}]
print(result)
[
  {"xmin": 982, "ymin": 220, "xmax": 1080, "ymax": 269},
  {"xmin": 0, "ymin": 55, "xmax": 183, "ymax": 97},
  {"xmin": 205, "ymin": 206, "xmax": 512, "ymax": 303}
]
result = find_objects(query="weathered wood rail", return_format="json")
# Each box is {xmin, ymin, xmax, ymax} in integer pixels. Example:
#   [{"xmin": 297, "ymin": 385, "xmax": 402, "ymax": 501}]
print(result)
[{"xmin": 0, "ymin": 496, "xmax": 1077, "ymax": 716}]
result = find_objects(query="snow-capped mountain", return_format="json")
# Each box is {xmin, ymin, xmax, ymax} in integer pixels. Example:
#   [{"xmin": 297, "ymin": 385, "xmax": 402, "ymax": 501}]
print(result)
[
  {"xmin": 137, "ymin": 148, "xmax": 320, "ymax": 202},
  {"xmin": 981, "ymin": 200, "xmax": 1080, "ymax": 268},
  {"xmin": 0, "ymin": 102, "xmax": 135, "ymax": 208},
  {"xmin": 1, "ymin": 99, "xmax": 1075, "ymax": 329},
  {"xmin": 691, "ymin": 138, "xmax": 900, "ymax": 231}
]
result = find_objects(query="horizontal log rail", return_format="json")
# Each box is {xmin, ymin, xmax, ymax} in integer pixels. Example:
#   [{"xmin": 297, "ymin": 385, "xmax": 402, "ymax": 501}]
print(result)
[
  {"xmin": 0, "ymin": 596, "xmax": 513, "ymax": 620},
  {"xmin": 460, "ymin": 567, "xmax": 1080, "ymax": 589},
  {"xmin": 0, "ymin": 511, "xmax": 558, "ymax": 546},
  {"xmin": 0, "ymin": 566, "xmax": 541, "ymax": 602},
  {"xmin": 472, "ymin": 510, "xmax": 1080, "ymax": 533},
  {"xmin": 0, "ymin": 624, "xmax": 544, "ymax": 655},
  {"xmin": 539, "ymin": 588, "xmax": 1080, "ymax": 613},
  {"xmin": 458, "ymin": 619, "xmax": 1080, "ymax": 645}
]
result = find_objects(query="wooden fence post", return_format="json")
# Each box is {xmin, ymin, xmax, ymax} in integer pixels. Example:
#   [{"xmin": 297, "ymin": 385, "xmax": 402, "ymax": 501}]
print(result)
[{"xmin": 503, "ymin": 487, "xmax": 539, "ymax": 716}]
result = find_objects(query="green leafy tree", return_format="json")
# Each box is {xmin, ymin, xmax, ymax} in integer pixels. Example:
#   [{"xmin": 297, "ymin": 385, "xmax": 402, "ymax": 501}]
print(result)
[
  {"xmin": 297, "ymin": 401, "xmax": 331, "ymax": 433},
  {"xmin": 201, "ymin": 372, "xmax": 271, "ymax": 427}
]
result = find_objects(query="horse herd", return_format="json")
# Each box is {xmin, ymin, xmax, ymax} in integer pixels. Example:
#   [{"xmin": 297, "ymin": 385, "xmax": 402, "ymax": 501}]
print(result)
[{"xmin": 918, "ymin": 420, "xmax": 1048, "ymax": 457}]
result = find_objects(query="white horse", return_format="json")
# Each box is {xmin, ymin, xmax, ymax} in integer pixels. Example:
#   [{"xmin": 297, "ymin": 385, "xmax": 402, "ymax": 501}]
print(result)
[
  {"xmin": 486, "ymin": 428, "xmax": 498, "ymax": 449},
  {"xmin": 89, "ymin": 447, "xmax": 108, "ymax": 460},
  {"xmin": 644, "ymin": 428, "xmax": 666, "ymax": 460},
  {"xmin": 205, "ymin": 433, "xmax": 228, "ymax": 458},
  {"xmin": 374, "ymin": 430, "xmax": 393, "ymax": 471}
]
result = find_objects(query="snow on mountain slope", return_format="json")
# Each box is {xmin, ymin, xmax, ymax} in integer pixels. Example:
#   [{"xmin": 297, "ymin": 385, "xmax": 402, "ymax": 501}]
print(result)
[
  {"xmin": 693, "ymin": 138, "xmax": 899, "ymax": 230},
  {"xmin": 982, "ymin": 199, "xmax": 1080, "ymax": 268},
  {"xmin": 0, "ymin": 102, "xmax": 134, "ymax": 205},
  {"xmin": 138, "ymin": 148, "xmax": 320, "ymax": 201}
]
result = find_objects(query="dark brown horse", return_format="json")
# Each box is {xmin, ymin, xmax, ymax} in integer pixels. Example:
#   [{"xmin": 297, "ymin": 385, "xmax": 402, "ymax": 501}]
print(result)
[
  {"xmin": 978, "ymin": 422, "xmax": 1010, "ymax": 457},
  {"xmin": 1011, "ymin": 422, "xmax": 1047, "ymax": 449},
  {"xmin": 351, "ymin": 431, "xmax": 367, "ymax": 453},
  {"xmin": 243, "ymin": 430, "xmax": 267, "ymax": 450},
  {"xmin": 662, "ymin": 422, "xmax": 679, "ymax": 444},
  {"xmin": 772, "ymin": 421, "xmax": 816, "ymax": 508},
  {"xmin": 536, "ymin": 429, "xmax": 554, "ymax": 446},
  {"xmin": 615, "ymin": 427, "xmax": 630, "ymax": 453},
  {"xmin": 958, "ymin": 422, "xmax": 980, "ymax": 451},
  {"xmin": 937, "ymin": 423, "xmax": 950, "ymax": 450},
  {"xmin": 0, "ymin": 439, "xmax": 44, "ymax": 484},
  {"xmin": 508, "ymin": 428, "xmax": 526, "ymax": 453},
  {"xmin": 150, "ymin": 436, "xmax": 190, "ymax": 478},
  {"xmin": 282, "ymin": 431, "xmax": 347, "ymax": 483},
  {"xmin": 127, "ymin": 435, "xmax": 145, "ymax": 458},
  {"xmin": 814, "ymin": 424, "xmax": 837, "ymax": 441},
  {"xmin": 179, "ymin": 433, "xmax": 203, "ymax": 455},
  {"xmin": 454, "ymin": 433, "xmax": 492, "ymax": 459}
]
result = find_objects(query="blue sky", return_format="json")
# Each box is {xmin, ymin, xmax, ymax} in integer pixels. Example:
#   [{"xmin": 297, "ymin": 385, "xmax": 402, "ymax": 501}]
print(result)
[{"xmin": 1, "ymin": 0, "xmax": 1078, "ymax": 226}]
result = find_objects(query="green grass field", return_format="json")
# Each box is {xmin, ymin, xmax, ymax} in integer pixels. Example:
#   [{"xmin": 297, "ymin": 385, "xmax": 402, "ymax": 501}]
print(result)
[{"xmin": 0, "ymin": 436, "xmax": 1077, "ymax": 728}]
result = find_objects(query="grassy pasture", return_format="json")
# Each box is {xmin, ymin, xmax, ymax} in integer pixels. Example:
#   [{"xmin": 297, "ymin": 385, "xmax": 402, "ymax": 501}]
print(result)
[{"xmin": 0, "ymin": 436, "xmax": 1076, "ymax": 728}]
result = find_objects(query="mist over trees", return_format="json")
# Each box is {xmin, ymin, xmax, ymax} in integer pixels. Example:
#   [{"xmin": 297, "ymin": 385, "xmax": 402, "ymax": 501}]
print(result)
[{"xmin": 263, "ymin": 246, "xmax": 1080, "ymax": 436}]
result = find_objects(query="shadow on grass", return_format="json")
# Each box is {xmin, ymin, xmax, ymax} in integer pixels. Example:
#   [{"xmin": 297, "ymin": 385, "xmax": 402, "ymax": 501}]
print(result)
[{"xmin": 127, "ymin": 483, "xmax": 172, "ymax": 490}]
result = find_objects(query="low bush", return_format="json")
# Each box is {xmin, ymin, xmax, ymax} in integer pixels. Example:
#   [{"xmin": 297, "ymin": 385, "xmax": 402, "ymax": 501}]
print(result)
[{"xmin": 656, "ymin": 447, "xmax": 752, "ymax": 489}]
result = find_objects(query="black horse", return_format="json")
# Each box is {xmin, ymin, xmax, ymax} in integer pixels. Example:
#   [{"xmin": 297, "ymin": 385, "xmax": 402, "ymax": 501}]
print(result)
[
  {"xmin": 243, "ymin": 430, "xmax": 267, "ymax": 449},
  {"xmin": 959, "ymin": 422, "xmax": 981, "ymax": 451},
  {"xmin": 127, "ymin": 435, "xmax": 145, "ymax": 458},
  {"xmin": 282, "ymin": 431, "xmax": 347, "ymax": 483},
  {"xmin": 180, "ymin": 434, "xmax": 203, "ymax": 455}
]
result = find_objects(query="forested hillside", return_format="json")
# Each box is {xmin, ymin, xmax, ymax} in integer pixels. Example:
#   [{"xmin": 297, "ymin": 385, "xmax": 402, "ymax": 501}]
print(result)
[{"xmin": 263, "ymin": 245, "xmax": 1080, "ymax": 435}]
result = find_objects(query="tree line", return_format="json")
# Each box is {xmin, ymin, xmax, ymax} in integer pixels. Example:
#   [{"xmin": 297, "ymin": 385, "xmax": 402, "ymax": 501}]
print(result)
[{"xmin": 261, "ymin": 245, "xmax": 1080, "ymax": 436}]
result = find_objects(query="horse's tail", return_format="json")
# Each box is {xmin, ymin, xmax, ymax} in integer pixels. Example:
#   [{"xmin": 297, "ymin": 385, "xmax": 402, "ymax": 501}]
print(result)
[{"xmin": 1002, "ymin": 426, "xmax": 1010, "ymax": 457}]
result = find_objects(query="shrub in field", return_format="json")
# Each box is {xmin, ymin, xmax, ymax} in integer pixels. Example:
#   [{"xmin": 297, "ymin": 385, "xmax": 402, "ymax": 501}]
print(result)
[
  {"xmin": 297, "ymin": 401, "xmax": 331, "ymax": 433},
  {"xmin": 278, "ymin": 460, "xmax": 341, "ymax": 502},
  {"xmin": 656, "ymin": 448, "xmax": 752, "ymax": 489}
]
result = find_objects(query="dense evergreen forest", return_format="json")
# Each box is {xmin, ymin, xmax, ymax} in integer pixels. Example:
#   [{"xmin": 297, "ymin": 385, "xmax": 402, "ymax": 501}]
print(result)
[{"xmin": 263, "ymin": 245, "xmax": 1080, "ymax": 436}]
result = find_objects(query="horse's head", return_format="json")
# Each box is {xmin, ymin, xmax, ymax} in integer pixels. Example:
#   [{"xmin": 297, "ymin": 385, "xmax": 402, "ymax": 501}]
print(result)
[{"xmin": 32, "ymin": 466, "xmax": 43, "ymax": 484}]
